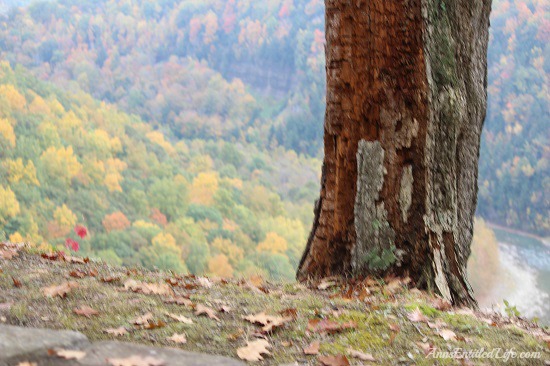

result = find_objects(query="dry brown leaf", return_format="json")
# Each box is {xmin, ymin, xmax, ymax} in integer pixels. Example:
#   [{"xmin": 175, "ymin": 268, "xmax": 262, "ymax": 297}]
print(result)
[
  {"xmin": 0, "ymin": 248, "xmax": 18, "ymax": 259},
  {"xmin": 103, "ymin": 327, "xmax": 128, "ymax": 337},
  {"xmin": 73, "ymin": 306, "xmax": 99, "ymax": 318},
  {"xmin": 303, "ymin": 341, "xmax": 320, "ymax": 355},
  {"xmin": 318, "ymin": 355, "xmax": 350, "ymax": 366},
  {"xmin": 165, "ymin": 312, "xmax": 193, "ymax": 324},
  {"xmin": 69, "ymin": 270, "xmax": 87, "ymax": 278},
  {"xmin": 318, "ymin": 279, "xmax": 337, "ymax": 290},
  {"xmin": 195, "ymin": 304, "xmax": 220, "ymax": 321},
  {"xmin": 427, "ymin": 320, "xmax": 447, "ymax": 329},
  {"xmin": 227, "ymin": 328, "xmax": 245, "ymax": 341},
  {"xmin": 197, "ymin": 277, "xmax": 213, "ymax": 288},
  {"xmin": 12, "ymin": 276, "xmax": 22, "ymax": 288},
  {"xmin": 124, "ymin": 279, "xmax": 174, "ymax": 296},
  {"xmin": 107, "ymin": 355, "xmax": 165, "ymax": 366},
  {"xmin": 243, "ymin": 312, "xmax": 292, "ymax": 332},
  {"xmin": 439, "ymin": 328, "xmax": 457, "ymax": 341},
  {"xmin": 432, "ymin": 297, "xmax": 452, "ymax": 311},
  {"xmin": 416, "ymin": 342, "xmax": 435, "ymax": 355},
  {"xmin": 407, "ymin": 308, "xmax": 429, "ymax": 322},
  {"xmin": 49, "ymin": 349, "xmax": 86, "ymax": 360},
  {"xmin": 167, "ymin": 333, "xmax": 187, "ymax": 344},
  {"xmin": 64, "ymin": 255, "xmax": 87, "ymax": 264},
  {"xmin": 236, "ymin": 339, "xmax": 271, "ymax": 362},
  {"xmin": 101, "ymin": 276, "xmax": 121, "ymax": 283},
  {"xmin": 347, "ymin": 348, "xmax": 376, "ymax": 361},
  {"xmin": 163, "ymin": 296, "xmax": 193, "ymax": 307},
  {"xmin": 307, "ymin": 319, "xmax": 357, "ymax": 334},
  {"xmin": 88, "ymin": 268, "xmax": 98, "ymax": 276},
  {"xmin": 219, "ymin": 305, "xmax": 232, "ymax": 313},
  {"xmin": 16, "ymin": 362, "xmax": 37, "ymax": 366},
  {"xmin": 133, "ymin": 312, "xmax": 154, "ymax": 325},
  {"xmin": 389, "ymin": 323, "xmax": 400, "ymax": 332},
  {"xmin": 279, "ymin": 308, "xmax": 298, "ymax": 319},
  {"xmin": 43, "ymin": 281, "xmax": 78, "ymax": 298}
]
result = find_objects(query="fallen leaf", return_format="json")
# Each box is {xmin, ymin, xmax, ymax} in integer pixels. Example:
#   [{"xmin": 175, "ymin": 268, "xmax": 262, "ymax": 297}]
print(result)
[
  {"xmin": 307, "ymin": 319, "xmax": 357, "ymax": 334},
  {"xmin": 279, "ymin": 308, "xmax": 298, "ymax": 319},
  {"xmin": 0, "ymin": 302, "xmax": 13, "ymax": 311},
  {"xmin": 195, "ymin": 304, "xmax": 219, "ymax": 321},
  {"xmin": 439, "ymin": 328, "xmax": 457, "ymax": 341},
  {"xmin": 167, "ymin": 333, "xmax": 187, "ymax": 344},
  {"xmin": 227, "ymin": 328, "xmax": 245, "ymax": 341},
  {"xmin": 416, "ymin": 342, "xmax": 436, "ymax": 355},
  {"xmin": 197, "ymin": 277, "xmax": 213, "ymax": 288},
  {"xmin": 0, "ymin": 249, "xmax": 18, "ymax": 259},
  {"xmin": 107, "ymin": 355, "xmax": 165, "ymax": 366},
  {"xmin": 12, "ymin": 276, "xmax": 22, "ymax": 288},
  {"xmin": 123, "ymin": 279, "xmax": 174, "ymax": 296},
  {"xmin": 164, "ymin": 296, "xmax": 193, "ymax": 307},
  {"xmin": 432, "ymin": 297, "xmax": 452, "ymax": 311},
  {"xmin": 389, "ymin": 323, "xmax": 400, "ymax": 332},
  {"xmin": 347, "ymin": 348, "xmax": 376, "ymax": 361},
  {"xmin": 427, "ymin": 320, "xmax": 447, "ymax": 329},
  {"xmin": 101, "ymin": 276, "xmax": 120, "ymax": 283},
  {"xmin": 88, "ymin": 268, "xmax": 98, "ymax": 276},
  {"xmin": 43, "ymin": 281, "xmax": 78, "ymax": 298},
  {"xmin": 318, "ymin": 279, "xmax": 337, "ymax": 290},
  {"xmin": 219, "ymin": 305, "xmax": 232, "ymax": 313},
  {"xmin": 16, "ymin": 362, "xmax": 37, "ymax": 366},
  {"xmin": 237, "ymin": 339, "xmax": 271, "ymax": 362},
  {"xmin": 73, "ymin": 306, "xmax": 99, "ymax": 318},
  {"xmin": 133, "ymin": 312, "xmax": 154, "ymax": 325},
  {"xmin": 407, "ymin": 308, "xmax": 429, "ymax": 322},
  {"xmin": 303, "ymin": 341, "xmax": 320, "ymax": 355},
  {"xmin": 165, "ymin": 312, "xmax": 193, "ymax": 324},
  {"xmin": 104, "ymin": 327, "xmax": 128, "ymax": 336},
  {"xmin": 49, "ymin": 349, "xmax": 86, "ymax": 360},
  {"xmin": 69, "ymin": 270, "xmax": 87, "ymax": 278},
  {"xmin": 64, "ymin": 255, "xmax": 85, "ymax": 264},
  {"xmin": 244, "ymin": 312, "xmax": 293, "ymax": 332},
  {"xmin": 318, "ymin": 355, "xmax": 350, "ymax": 366}
]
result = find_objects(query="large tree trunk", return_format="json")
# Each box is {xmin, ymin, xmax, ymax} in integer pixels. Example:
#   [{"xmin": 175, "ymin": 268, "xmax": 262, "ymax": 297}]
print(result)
[{"xmin": 297, "ymin": 0, "xmax": 492, "ymax": 306}]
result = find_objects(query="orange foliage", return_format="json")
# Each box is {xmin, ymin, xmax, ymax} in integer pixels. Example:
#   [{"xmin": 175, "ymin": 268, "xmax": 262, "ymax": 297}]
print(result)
[{"xmin": 102, "ymin": 211, "xmax": 131, "ymax": 232}]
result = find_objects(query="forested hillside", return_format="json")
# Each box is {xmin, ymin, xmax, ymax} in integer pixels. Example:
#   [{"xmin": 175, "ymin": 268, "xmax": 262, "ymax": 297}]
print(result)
[
  {"xmin": 0, "ymin": 62, "xmax": 321, "ymax": 280},
  {"xmin": 0, "ymin": 0, "xmax": 547, "ymax": 237}
]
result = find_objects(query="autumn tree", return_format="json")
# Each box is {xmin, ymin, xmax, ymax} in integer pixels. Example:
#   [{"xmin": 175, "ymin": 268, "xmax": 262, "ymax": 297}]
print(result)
[{"xmin": 298, "ymin": 0, "xmax": 492, "ymax": 305}]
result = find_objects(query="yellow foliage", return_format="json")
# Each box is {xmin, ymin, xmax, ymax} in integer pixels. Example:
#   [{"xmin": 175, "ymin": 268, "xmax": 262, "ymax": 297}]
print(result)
[
  {"xmin": 146, "ymin": 131, "xmax": 175, "ymax": 155},
  {"xmin": 47, "ymin": 97, "xmax": 65, "ymax": 116},
  {"xmin": 133, "ymin": 220, "xmax": 161, "ymax": 231},
  {"xmin": 0, "ymin": 186, "xmax": 20, "ymax": 223},
  {"xmin": 9, "ymin": 232, "xmax": 24, "ymax": 243},
  {"xmin": 257, "ymin": 232, "xmax": 288, "ymax": 254},
  {"xmin": 82, "ymin": 158, "xmax": 105, "ymax": 185},
  {"xmin": 40, "ymin": 146, "xmax": 82, "ymax": 182},
  {"xmin": 0, "ymin": 118, "xmax": 15, "ymax": 147},
  {"xmin": 59, "ymin": 111, "xmax": 82, "ymax": 130},
  {"xmin": 0, "ymin": 84, "xmax": 26, "ymax": 111},
  {"xmin": 211, "ymin": 237, "xmax": 244, "ymax": 264},
  {"xmin": 29, "ymin": 95, "xmax": 51, "ymax": 115},
  {"xmin": 54, "ymin": 204, "xmax": 77, "ymax": 230},
  {"xmin": 4, "ymin": 158, "xmax": 40, "ymax": 186},
  {"xmin": 190, "ymin": 172, "xmax": 219, "ymax": 205},
  {"xmin": 152, "ymin": 232, "xmax": 180, "ymax": 253},
  {"xmin": 104, "ymin": 158, "xmax": 127, "ymax": 192},
  {"xmin": 208, "ymin": 254, "xmax": 234, "ymax": 278}
]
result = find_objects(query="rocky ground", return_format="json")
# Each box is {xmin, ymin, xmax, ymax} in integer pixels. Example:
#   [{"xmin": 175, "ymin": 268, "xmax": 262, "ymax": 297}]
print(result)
[{"xmin": 0, "ymin": 242, "xmax": 549, "ymax": 365}]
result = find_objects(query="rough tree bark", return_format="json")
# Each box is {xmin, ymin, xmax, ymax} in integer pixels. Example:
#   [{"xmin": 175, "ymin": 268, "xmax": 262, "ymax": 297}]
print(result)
[{"xmin": 297, "ymin": 0, "xmax": 492, "ymax": 306}]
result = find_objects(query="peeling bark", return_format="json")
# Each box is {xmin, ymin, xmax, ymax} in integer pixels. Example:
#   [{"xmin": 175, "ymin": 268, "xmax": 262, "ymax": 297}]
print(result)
[{"xmin": 297, "ymin": 0, "xmax": 491, "ymax": 306}]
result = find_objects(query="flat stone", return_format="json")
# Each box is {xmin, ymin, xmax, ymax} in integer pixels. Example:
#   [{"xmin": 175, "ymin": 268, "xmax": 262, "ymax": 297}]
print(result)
[
  {"xmin": 79, "ymin": 341, "xmax": 245, "ymax": 366},
  {"xmin": 0, "ymin": 324, "xmax": 89, "ymax": 365},
  {"xmin": 0, "ymin": 325, "xmax": 245, "ymax": 366}
]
